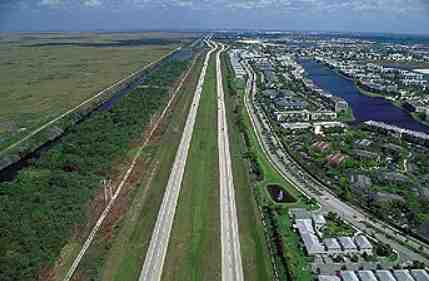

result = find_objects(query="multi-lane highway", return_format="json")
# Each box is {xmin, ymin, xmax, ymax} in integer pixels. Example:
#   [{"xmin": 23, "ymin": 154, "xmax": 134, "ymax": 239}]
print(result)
[
  {"xmin": 216, "ymin": 44, "xmax": 245, "ymax": 281},
  {"xmin": 138, "ymin": 40, "xmax": 217, "ymax": 281}
]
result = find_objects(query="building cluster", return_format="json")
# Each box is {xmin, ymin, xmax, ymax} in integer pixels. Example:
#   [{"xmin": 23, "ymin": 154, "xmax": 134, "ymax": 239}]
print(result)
[
  {"xmin": 319, "ymin": 270, "xmax": 429, "ymax": 281},
  {"xmin": 290, "ymin": 209, "xmax": 373, "ymax": 257},
  {"xmin": 229, "ymin": 49, "xmax": 246, "ymax": 80},
  {"xmin": 364, "ymin": 120, "xmax": 429, "ymax": 146},
  {"xmin": 313, "ymin": 55, "xmax": 429, "ymax": 112}
]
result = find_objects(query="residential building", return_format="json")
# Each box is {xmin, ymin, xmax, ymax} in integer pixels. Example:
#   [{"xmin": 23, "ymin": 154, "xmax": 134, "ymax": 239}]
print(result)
[
  {"xmin": 352, "ymin": 149, "xmax": 379, "ymax": 161},
  {"xmin": 335, "ymin": 99, "xmax": 349, "ymax": 113},
  {"xmin": 349, "ymin": 174, "xmax": 372, "ymax": 194},
  {"xmin": 354, "ymin": 235, "xmax": 373, "ymax": 255},
  {"xmin": 393, "ymin": 270, "xmax": 416, "ymax": 281},
  {"xmin": 323, "ymin": 238, "xmax": 342, "ymax": 254},
  {"xmin": 296, "ymin": 219, "xmax": 315, "ymax": 234},
  {"xmin": 340, "ymin": 271, "xmax": 360, "ymax": 281},
  {"xmin": 358, "ymin": 271, "xmax": 378, "ymax": 281},
  {"xmin": 411, "ymin": 270, "xmax": 429, "ymax": 281},
  {"xmin": 301, "ymin": 232, "xmax": 326, "ymax": 255},
  {"xmin": 327, "ymin": 152, "xmax": 347, "ymax": 167},
  {"xmin": 311, "ymin": 111, "xmax": 338, "ymax": 121},
  {"xmin": 319, "ymin": 275, "xmax": 341, "ymax": 281},
  {"xmin": 338, "ymin": 236, "xmax": 358, "ymax": 253},
  {"xmin": 312, "ymin": 213, "xmax": 327, "ymax": 230},
  {"xmin": 376, "ymin": 270, "xmax": 397, "ymax": 281}
]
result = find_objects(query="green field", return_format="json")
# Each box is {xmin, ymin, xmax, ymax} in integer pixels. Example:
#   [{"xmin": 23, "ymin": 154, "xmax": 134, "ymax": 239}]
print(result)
[
  {"xmin": 0, "ymin": 33, "xmax": 191, "ymax": 149},
  {"xmin": 161, "ymin": 55, "xmax": 221, "ymax": 281}
]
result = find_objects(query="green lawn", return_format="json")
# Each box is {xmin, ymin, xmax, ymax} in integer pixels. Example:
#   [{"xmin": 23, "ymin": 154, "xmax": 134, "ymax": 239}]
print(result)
[
  {"xmin": 161, "ymin": 54, "xmax": 221, "ymax": 281},
  {"xmin": 277, "ymin": 213, "xmax": 314, "ymax": 281}
]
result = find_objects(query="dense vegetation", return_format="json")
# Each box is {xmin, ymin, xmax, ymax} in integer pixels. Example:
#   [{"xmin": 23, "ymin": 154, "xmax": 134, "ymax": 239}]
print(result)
[{"xmin": 0, "ymin": 59, "xmax": 188, "ymax": 281}]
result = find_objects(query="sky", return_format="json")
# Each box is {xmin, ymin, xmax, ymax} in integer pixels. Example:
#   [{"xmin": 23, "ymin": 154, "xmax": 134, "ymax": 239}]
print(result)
[{"xmin": 0, "ymin": 0, "xmax": 429, "ymax": 34}]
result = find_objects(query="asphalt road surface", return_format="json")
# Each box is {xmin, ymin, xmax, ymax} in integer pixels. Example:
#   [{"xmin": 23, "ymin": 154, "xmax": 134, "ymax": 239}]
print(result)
[
  {"xmin": 138, "ymin": 39, "xmax": 217, "ymax": 281},
  {"xmin": 217, "ymin": 44, "xmax": 245, "ymax": 281}
]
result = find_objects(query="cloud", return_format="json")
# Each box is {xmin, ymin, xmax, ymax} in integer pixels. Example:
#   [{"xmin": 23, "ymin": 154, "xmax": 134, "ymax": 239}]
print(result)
[
  {"xmin": 38, "ymin": 0, "xmax": 64, "ymax": 6},
  {"xmin": 82, "ymin": 0, "xmax": 102, "ymax": 7}
]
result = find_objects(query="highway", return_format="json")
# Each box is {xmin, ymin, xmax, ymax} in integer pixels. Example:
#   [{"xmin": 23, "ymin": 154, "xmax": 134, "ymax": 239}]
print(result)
[
  {"xmin": 138, "ymin": 39, "xmax": 217, "ymax": 281},
  {"xmin": 217, "ymin": 44, "xmax": 245, "ymax": 281},
  {"xmin": 241, "ymin": 59, "xmax": 429, "ymax": 264}
]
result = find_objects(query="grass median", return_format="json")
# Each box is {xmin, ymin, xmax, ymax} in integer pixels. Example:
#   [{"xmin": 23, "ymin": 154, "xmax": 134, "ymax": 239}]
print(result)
[{"xmin": 161, "ymin": 54, "xmax": 221, "ymax": 281}]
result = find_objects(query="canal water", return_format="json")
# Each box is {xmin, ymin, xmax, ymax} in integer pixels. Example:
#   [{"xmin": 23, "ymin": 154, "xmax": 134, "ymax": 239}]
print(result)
[
  {"xmin": 300, "ymin": 59, "xmax": 429, "ymax": 134},
  {"xmin": 0, "ymin": 48, "xmax": 195, "ymax": 183}
]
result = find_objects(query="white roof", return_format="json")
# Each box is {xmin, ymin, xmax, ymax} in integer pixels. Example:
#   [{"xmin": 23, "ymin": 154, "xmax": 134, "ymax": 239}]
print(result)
[
  {"xmin": 341, "ymin": 271, "xmax": 360, "ymax": 281},
  {"xmin": 319, "ymin": 275, "xmax": 341, "ymax": 281},
  {"xmin": 354, "ymin": 235, "xmax": 373, "ymax": 250},
  {"xmin": 338, "ymin": 237, "xmax": 358, "ymax": 250},
  {"xmin": 296, "ymin": 219, "xmax": 315, "ymax": 234},
  {"xmin": 411, "ymin": 270, "xmax": 429, "ymax": 281},
  {"xmin": 323, "ymin": 238, "xmax": 341, "ymax": 250},
  {"xmin": 376, "ymin": 270, "xmax": 396, "ymax": 281},
  {"xmin": 358, "ymin": 271, "xmax": 378, "ymax": 281},
  {"xmin": 394, "ymin": 270, "xmax": 416, "ymax": 281},
  {"xmin": 313, "ymin": 213, "xmax": 327, "ymax": 225},
  {"xmin": 301, "ymin": 232, "xmax": 325, "ymax": 255}
]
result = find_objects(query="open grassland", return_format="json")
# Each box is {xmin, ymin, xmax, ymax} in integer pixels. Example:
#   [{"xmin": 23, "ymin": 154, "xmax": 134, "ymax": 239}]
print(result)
[
  {"xmin": 0, "ymin": 55, "xmax": 191, "ymax": 281},
  {"xmin": 0, "ymin": 33, "xmax": 194, "ymax": 148},
  {"xmin": 221, "ymin": 54, "xmax": 273, "ymax": 281},
  {"xmin": 161, "ymin": 55, "xmax": 221, "ymax": 281}
]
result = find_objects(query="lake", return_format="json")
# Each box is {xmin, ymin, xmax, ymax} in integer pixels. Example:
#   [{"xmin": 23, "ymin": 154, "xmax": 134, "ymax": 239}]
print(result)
[{"xmin": 300, "ymin": 59, "xmax": 429, "ymax": 134}]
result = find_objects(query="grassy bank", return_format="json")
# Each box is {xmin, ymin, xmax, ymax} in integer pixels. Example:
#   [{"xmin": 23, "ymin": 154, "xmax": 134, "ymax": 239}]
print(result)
[
  {"xmin": 355, "ymin": 83, "xmax": 389, "ymax": 98},
  {"xmin": 161, "ymin": 54, "xmax": 221, "ymax": 281}
]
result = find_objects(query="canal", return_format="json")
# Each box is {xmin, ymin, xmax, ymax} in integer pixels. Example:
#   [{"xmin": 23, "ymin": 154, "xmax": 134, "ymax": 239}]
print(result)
[{"xmin": 300, "ymin": 59, "xmax": 429, "ymax": 134}]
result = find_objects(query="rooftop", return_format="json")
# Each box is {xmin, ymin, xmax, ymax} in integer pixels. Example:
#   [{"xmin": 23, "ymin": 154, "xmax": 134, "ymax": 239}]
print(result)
[
  {"xmin": 393, "ymin": 270, "xmax": 416, "ymax": 281},
  {"xmin": 338, "ymin": 236, "xmax": 357, "ymax": 250},
  {"xmin": 301, "ymin": 232, "xmax": 326, "ymax": 255},
  {"xmin": 340, "ymin": 271, "xmax": 360, "ymax": 281},
  {"xmin": 358, "ymin": 271, "xmax": 378, "ymax": 281},
  {"xmin": 411, "ymin": 270, "xmax": 429, "ymax": 281},
  {"xmin": 376, "ymin": 270, "xmax": 397, "ymax": 281},
  {"xmin": 354, "ymin": 235, "xmax": 373, "ymax": 250},
  {"xmin": 319, "ymin": 276, "xmax": 341, "ymax": 281},
  {"xmin": 296, "ymin": 219, "xmax": 315, "ymax": 234},
  {"xmin": 323, "ymin": 238, "xmax": 341, "ymax": 250}
]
